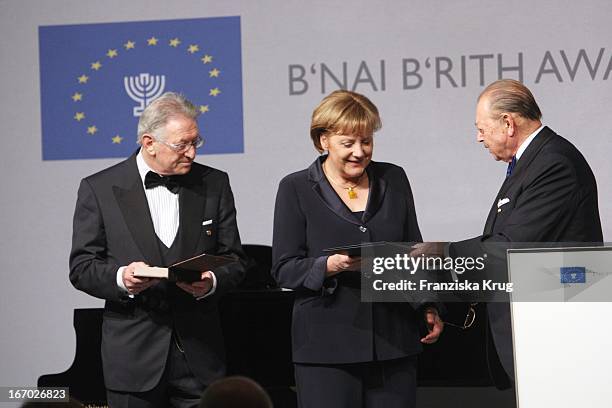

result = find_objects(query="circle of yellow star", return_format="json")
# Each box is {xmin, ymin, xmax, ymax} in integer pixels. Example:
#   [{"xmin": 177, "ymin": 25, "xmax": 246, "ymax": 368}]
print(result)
[
  {"xmin": 201, "ymin": 55, "xmax": 213, "ymax": 64},
  {"xmin": 147, "ymin": 37, "xmax": 159, "ymax": 46},
  {"xmin": 209, "ymin": 68, "xmax": 220, "ymax": 78},
  {"xmin": 124, "ymin": 40, "xmax": 136, "ymax": 50},
  {"xmin": 71, "ymin": 93, "xmax": 83, "ymax": 102},
  {"xmin": 78, "ymin": 74, "xmax": 89, "ymax": 84},
  {"xmin": 209, "ymin": 88, "xmax": 221, "ymax": 97},
  {"xmin": 199, "ymin": 105, "xmax": 210, "ymax": 113},
  {"xmin": 112, "ymin": 135, "xmax": 123, "ymax": 144},
  {"xmin": 91, "ymin": 61, "xmax": 102, "ymax": 71},
  {"xmin": 74, "ymin": 112, "xmax": 85, "ymax": 121},
  {"xmin": 169, "ymin": 38, "xmax": 181, "ymax": 47},
  {"xmin": 87, "ymin": 125, "xmax": 98, "ymax": 135},
  {"xmin": 187, "ymin": 44, "xmax": 199, "ymax": 53},
  {"xmin": 106, "ymin": 49, "xmax": 118, "ymax": 58}
]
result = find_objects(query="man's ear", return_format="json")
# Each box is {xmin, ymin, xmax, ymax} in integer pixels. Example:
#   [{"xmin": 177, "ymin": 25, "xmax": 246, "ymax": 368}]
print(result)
[
  {"xmin": 141, "ymin": 134, "xmax": 156, "ymax": 155},
  {"xmin": 503, "ymin": 113, "xmax": 516, "ymax": 137}
]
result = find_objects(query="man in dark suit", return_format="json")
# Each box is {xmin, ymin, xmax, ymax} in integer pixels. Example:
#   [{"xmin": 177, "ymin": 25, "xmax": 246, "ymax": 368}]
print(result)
[
  {"xmin": 69, "ymin": 92, "xmax": 247, "ymax": 407},
  {"xmin": 449, "ymin": 79, "xmax": 603, "ymax": 388}
]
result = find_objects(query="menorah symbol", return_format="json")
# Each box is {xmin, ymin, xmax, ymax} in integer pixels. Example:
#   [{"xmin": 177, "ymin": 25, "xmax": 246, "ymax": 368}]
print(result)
[{"xmin": 124, "ymin": 73, "xmax": 166, "ymax": 117}]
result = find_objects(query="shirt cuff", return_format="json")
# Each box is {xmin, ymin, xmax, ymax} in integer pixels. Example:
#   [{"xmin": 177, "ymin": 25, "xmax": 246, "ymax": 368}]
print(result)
[
  {"xmin": 196, "ymin": 271, "xmax": 218, "ymax": 300},
  {"xmin": 116, "ymin": 266, "xmax": 134, "ymax": 298}
]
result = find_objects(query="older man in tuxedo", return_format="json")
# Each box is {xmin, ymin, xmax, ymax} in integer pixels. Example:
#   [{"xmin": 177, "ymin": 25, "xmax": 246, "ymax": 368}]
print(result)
[
  {"xmin": 69, "ymin": 92, "xmax": 247, "ymax": 407},
  {"xmin": 448, "ymin": 79, "xmax": 603, "ymax": 388}
]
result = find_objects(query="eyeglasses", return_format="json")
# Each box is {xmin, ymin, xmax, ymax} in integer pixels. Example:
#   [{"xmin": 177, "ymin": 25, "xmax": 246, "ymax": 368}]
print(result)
[
  {"xmin": 443, "ymin": 303, "xmax": 478, "ymax": 330},
  {"xmin": 156, "ymin": 136, "xmax": 204, "ymax": 153}
]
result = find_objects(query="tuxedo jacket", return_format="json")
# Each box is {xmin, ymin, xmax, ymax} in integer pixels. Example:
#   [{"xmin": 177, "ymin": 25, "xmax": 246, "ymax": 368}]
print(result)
[
  {"xmin": 451, "ymin": 126, "xmax": 603, "ymax": 387},
  {"xmin": 272, "ymin": 157, "xmax": 424, "ymax": 364},
  {"xmin": 69, "ymin": 151, "xmax": 247, "ymax": 392}
]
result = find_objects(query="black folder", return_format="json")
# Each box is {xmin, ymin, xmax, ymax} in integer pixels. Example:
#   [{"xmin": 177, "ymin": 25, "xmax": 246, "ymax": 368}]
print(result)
[{"xmin": 134, "ymin": 253, "xmax": 236, "ymax": 282}]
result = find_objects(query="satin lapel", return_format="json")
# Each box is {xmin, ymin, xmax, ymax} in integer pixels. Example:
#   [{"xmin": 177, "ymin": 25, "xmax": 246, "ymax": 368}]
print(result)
[
  {"xmin": 483, "ymin": 127, "xmax": 554, "ymax": 235},
  {"xmin": 362, "ymin": 164, "xmax": 386, "ymax": 223},
  {"xmin": 176, "ymin": 173, "xmax": 206, "ymax": 259},
  {"xmin": 308, "ymin": 157, "xmax": 361, "ymax": 226},
  {"xmin": 113, "ymin": 157, "xmax": 163, "ymax": 266}
]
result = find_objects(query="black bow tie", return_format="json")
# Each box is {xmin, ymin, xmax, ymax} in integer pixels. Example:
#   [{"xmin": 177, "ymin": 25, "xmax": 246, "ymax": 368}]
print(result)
[{"xmin": 144, "ymin": 171, "xmax": 182, "ymax": 194}]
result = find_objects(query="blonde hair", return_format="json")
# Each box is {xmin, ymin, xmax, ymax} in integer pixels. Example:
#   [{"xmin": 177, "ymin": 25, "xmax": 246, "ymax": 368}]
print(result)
[{"xmin": 310, "ymin": 90, "xmax": 381, "ymax": 152}]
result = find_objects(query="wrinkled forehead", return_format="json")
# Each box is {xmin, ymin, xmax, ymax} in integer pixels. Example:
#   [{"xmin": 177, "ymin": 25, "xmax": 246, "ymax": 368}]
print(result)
[
  {"xmin": 475, "ymin": 96, "xmax": 496, "ymax": 123},
  {"xmin": 161, "ymin": 115, "xmax": 199, "ymax": 139}
]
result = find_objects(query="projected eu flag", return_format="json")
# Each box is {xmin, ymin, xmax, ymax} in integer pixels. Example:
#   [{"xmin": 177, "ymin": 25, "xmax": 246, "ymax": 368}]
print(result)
[{"xmin": 39, "ymin": 16, "xmax": 243, "ymax": 160}]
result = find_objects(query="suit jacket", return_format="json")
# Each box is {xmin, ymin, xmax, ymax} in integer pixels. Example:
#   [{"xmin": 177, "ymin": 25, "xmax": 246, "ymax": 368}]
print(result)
[
  {"xmin": 69, "ymin": 150, "xmax": 247, "ymax": 392},
  {"xmin": 451, "ymin": 126, "xmax": 603, "ymax": 387},
  {"xmin": 272, "ymin": 157, "xmax": 424, "ymax": 364}
]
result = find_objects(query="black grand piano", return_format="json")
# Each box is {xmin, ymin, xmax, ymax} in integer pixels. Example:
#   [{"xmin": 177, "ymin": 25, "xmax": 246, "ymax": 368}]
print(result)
[{"xmin": 39, "ymin": 245, "xmax": 493, "ymax": 407}]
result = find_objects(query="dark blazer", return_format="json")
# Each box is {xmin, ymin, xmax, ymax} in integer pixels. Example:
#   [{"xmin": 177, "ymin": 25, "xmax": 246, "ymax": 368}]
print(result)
[
  {"xmin": 272, "ymin": 157, "xmax": 423, "ymax": 364},
  {"xmin": 451, "ymin": 126, "xmax": 603, "ymax": 387},
  {"xmin": 69, "ymin": 150, "xmax": 247, "ymax": 392}
]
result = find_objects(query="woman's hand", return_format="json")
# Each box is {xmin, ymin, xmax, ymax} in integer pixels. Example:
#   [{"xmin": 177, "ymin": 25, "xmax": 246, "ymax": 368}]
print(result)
[{"xmin": 326, "ymin": 254, "xmax": 361, "ymax": 277}]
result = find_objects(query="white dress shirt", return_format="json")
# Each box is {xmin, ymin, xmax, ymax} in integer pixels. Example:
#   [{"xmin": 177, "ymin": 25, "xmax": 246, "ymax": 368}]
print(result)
[
  {"xmin": 137, "ymin": 151, "xmax": 180, "ymax": 248},
  {"xmin": 515, "ymin": 124, "xmax": 544, "ymax": 161}
]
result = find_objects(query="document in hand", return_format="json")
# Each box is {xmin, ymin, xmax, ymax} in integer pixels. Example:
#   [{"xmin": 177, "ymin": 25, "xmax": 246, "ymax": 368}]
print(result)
[
  {"xmin": 323, "ymin": 241, "xmax": 413, "ymax": 257},
  {"xmin": 134, "ymin": 253, "xmax": 236, "ymax": 282}
]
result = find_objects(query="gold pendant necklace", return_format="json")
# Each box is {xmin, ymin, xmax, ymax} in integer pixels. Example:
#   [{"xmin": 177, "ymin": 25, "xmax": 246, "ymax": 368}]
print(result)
[{"xmin": 323, "ymin": 162, "xmax": 363, "ymax": 200}]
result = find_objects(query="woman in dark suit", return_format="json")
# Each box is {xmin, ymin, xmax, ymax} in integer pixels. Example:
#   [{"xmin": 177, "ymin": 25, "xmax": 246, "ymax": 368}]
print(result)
[{"xmin": 272, "ymin": 90, "xmax": 443, "ymax": 408}]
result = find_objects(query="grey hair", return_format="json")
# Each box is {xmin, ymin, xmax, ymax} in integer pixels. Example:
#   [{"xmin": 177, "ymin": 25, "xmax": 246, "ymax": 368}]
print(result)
[
  {"xmin": 137, "ymin": 92, "xmax": 199, "ymax": 144},
  {"xmin": 479, "ymin": 79, "xmax": 542, "ymax": 121}
]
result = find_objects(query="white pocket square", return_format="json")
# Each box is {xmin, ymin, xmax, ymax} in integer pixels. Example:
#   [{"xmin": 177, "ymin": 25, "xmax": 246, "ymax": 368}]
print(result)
[
  {"xmin": 497, "ymin": 198, "xmax": 510, "ymax": 208},
  {"xmin": 202, "ymin": 219, "xmax": 213, "ymax": 226}
]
